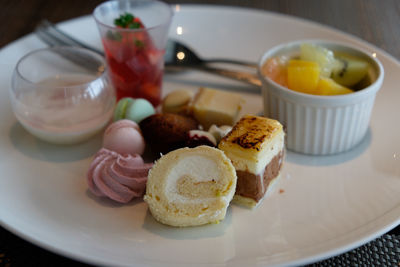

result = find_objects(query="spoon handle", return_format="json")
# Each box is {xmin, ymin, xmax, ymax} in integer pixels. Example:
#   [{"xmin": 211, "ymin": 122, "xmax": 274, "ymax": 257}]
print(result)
[
  {"xmin": 203, "ymin": 59, "xmax": 257, "ymax": 68},
  {"xmin": 187, "ymin": 65, "xmax": 262, "ymax": 87}
]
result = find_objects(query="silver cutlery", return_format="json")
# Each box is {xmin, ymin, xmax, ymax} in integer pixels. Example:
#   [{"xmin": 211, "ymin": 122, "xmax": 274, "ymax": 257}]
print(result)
[
  {"xmin": 164, "ymin": 38, "xmax": 257, "ymax": 68},
  {"xmin": 35, "ymin": 20, "xmax": 261, "ymax": 87}
]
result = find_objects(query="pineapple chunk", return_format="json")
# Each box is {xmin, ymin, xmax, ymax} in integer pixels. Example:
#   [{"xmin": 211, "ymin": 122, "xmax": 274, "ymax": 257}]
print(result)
[
  {"xmin": 316, "ymin": 77, "xmax": 354, "ymax": 95},
  {"xmin": 300, "ymin": 43, "xmax": 336, "ymax": 77},
  {"xmin": 287, "ymin": 59, "xmax": 320, "ymax": 94}
]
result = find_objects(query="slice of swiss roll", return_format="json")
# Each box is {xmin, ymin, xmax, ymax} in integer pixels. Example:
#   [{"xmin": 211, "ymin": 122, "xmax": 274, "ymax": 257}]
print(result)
[{"xmin": 144, "ymin": 146, "xmax": 237, "ymax": 227}]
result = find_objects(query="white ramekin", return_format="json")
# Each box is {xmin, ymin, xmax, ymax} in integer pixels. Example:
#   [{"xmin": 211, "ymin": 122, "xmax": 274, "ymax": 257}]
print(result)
[{"xmin": 258, "ymin": 40, "xmax": 384, "ymax": 155}]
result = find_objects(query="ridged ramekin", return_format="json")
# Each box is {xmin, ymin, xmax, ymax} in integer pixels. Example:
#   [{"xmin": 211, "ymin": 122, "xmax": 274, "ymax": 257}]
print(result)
[{"xmin": 258, "ymin": 40, "xmax": 384, "ymax": 155}]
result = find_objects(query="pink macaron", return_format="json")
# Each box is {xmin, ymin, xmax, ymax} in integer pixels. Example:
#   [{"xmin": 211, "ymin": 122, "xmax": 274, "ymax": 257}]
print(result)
[{"xmin": 103, "ymin": 119, "xmax": 145, "ymax": 155}]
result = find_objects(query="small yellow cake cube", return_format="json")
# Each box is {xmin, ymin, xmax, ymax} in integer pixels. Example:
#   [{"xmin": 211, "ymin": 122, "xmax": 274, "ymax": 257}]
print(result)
[
  {"xmin": 192, "ymin": 87, "xmax": 244, "ymax": 129},
  {"xmin": 287, "ymin": 59, "xmax": 320, "ymax": 94}
]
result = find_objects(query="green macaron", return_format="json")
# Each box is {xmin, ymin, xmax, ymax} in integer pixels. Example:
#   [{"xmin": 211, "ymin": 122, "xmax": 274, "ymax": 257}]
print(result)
[
  {"xmin": 125, "ymin": 98, "xmax": 155, "ymax": 123},
  {"xmin": 113, "ymin": 97, "xmax": 155, "ymax": 123},
  {"xmin": 113, "ymin": 97, "xmax": 134, "ymax": 121}
]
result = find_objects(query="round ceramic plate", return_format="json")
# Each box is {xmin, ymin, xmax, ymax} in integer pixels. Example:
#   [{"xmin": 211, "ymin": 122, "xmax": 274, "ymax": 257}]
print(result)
[{"xmin": 0, "ymin": 5, "xmax": 399, "ymax": 267}]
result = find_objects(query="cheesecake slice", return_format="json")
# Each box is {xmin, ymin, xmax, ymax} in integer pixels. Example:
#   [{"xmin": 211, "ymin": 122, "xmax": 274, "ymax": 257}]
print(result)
[
  {"xmin": 192, "ymin": 87, "xmax": 244, "ymax": 129},
  {"xmin": 218, "ymin": 115, "xmax": 285, "ymax": 208}
]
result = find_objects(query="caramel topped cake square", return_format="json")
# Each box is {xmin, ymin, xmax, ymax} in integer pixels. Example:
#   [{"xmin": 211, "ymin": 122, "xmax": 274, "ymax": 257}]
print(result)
[{"xmin": 218, "ymin": 115, "xmax": 285, "ymax": 207}]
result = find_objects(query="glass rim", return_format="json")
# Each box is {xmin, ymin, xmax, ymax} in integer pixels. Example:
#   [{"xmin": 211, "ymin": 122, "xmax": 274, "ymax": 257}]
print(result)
[
  {"xmin": 13, "ymin": 46, "xmax": 108, "ymax": 90},
  {"xmin": 93, "ymin": 0, "xmax": 173, "ymax": 32}
]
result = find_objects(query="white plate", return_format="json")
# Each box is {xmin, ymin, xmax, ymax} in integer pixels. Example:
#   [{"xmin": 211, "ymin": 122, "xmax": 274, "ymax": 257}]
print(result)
[{"xmin": 1, "ymin": 5, "xmax": 400, "ymax": 267}]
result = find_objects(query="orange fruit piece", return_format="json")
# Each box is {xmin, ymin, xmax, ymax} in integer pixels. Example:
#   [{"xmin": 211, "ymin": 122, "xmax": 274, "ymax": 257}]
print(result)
[
  {"xmin": 287, "ymin": 59, "xmax": 320, "ymax": 94},
  {"xmin": 262, "ymin": 57, "xmax": 288, "ymax": 87}
]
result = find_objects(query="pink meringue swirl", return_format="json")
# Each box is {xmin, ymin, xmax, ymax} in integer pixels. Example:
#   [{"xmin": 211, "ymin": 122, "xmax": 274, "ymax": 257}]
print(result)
[{"xmin": 87, "ymin": 148, "xmax": 153, "ymax": 203}]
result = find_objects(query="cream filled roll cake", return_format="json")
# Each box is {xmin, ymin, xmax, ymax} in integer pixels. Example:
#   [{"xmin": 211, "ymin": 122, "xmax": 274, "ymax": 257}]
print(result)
[
  {"xmin": 218, "ymin": 115, "xmax": 285, "ymax": 208},
  {"xmin": 144, "ymin": 146, "xmax": 237, "ymax": 227}
]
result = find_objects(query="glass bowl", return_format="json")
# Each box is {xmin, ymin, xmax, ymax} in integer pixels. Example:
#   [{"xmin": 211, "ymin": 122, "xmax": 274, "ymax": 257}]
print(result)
[
  {"xmin": 258, "ymin": 40, "xmax": 384, "ymax": 155},
  {"xmin": 9, "ymin": 46, "xmax": 116, "ymax": 144}
]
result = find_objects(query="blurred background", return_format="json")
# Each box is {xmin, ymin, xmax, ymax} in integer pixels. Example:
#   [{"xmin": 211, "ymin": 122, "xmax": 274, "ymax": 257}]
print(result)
[{"xmin": 1, "ymin": 0, "xmax": 400, "ymax": 59}]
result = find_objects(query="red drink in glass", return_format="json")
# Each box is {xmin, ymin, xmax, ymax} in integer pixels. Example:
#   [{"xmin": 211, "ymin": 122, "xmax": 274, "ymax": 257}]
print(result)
[
  {"xmin": 93, "ymin": 0, "xmax": 172, "ymax": 107},
  {"xmin": 102, "ymin": 31, "xmax": 164, "ymax": 106}
]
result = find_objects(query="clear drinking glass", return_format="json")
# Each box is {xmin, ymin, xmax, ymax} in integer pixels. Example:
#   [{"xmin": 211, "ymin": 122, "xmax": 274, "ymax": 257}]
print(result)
[
  {"xmin": 93, "ymin": 0, "xmax": 173, "ymax": 107},
  {"xmin": 9, "ymin": 46, "xmax": 116, "ymax": 144}
]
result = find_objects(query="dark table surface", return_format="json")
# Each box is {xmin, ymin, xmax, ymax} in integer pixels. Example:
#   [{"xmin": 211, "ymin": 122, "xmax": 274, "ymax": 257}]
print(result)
[{"xmin": 0, "ymin": 0, "xmax": 399, "ymax": 266}]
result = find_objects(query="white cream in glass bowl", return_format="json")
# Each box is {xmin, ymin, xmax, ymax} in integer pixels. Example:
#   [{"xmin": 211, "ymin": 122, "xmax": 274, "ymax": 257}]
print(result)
[
  {"xmin": 9, "ymin": 47, "xmax": 116, "ymax": 144},
  {"xmin": 258, "ymin": 40, "xmax": 384, "ymax": 155}
]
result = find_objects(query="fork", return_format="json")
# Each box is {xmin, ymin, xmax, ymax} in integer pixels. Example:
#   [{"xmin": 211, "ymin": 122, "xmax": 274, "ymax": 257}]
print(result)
[{"xmin": 35, "ymin": 20, "xmax": 261, "ymax": 87}]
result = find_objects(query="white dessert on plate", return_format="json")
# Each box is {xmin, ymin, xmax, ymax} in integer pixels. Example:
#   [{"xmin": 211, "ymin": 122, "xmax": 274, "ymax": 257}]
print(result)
[{"xmin": 144, "ymin": 146, "xmax": 237, "ymax": 227}]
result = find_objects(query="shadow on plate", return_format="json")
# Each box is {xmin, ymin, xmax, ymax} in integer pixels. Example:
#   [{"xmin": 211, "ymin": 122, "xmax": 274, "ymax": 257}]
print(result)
[
  {"xmin": 286, "ymin": 128, "xmax": 372, "ymax": 166},
  {"xmin": 85, "ymin": 189, "xmax": 144, "ymax": 208},
  {"xmin": 142, "ymin": 207, "xmax": 233, "ymax": 240},
  {"xmin": 9, "ymin": 122, "xmax": 102, "ymax": 162}
]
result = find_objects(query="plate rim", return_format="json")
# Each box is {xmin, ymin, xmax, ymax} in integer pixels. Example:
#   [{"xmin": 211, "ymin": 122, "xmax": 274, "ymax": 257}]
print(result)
[{"xmin": 0, "ymin": 4, "xmax": 399, "ymax": 267}]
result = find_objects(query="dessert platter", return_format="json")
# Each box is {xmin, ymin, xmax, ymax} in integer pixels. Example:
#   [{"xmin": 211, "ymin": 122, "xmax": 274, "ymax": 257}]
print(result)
[{"xmin": 1, "ymin": 4, "xmax": 400, "ymax": 267}]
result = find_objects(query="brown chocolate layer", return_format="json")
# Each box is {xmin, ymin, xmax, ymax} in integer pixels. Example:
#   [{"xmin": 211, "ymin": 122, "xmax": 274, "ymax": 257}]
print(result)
[{"xmin": 236, "ymin": 150, "xmax": 284, "ymax": 202}]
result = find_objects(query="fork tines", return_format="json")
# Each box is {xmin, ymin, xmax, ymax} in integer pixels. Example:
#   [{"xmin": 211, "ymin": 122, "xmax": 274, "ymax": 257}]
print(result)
[{"xmin": 35, "ymin": 20, "xmax": 104, "ymax": 55}]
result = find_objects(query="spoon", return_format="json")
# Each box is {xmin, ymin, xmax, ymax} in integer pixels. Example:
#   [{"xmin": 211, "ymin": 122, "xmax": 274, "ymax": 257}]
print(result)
[
  {"xmin": 163, "ymin": 40, "xmax": 261, "ymax": 86},
  {"xmin": 164, "ymin": 39, "xmax": 257, "ymax": 68}
]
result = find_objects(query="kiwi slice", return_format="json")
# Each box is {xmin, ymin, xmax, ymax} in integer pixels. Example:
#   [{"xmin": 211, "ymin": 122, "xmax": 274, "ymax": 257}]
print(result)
[
  {"xmin": 331, "ymin": 53, "xmax": 370, "ymax": 87},
  {"xmin": 352, "ymin": 67, "xmax": 376, "ymax": 91}
]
